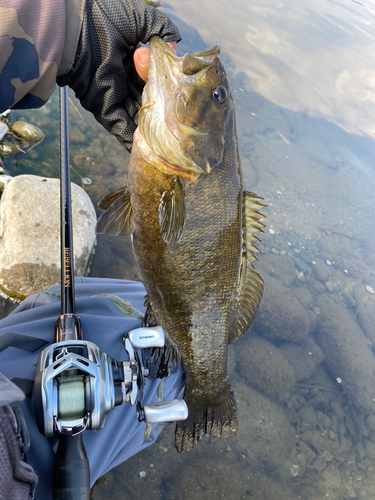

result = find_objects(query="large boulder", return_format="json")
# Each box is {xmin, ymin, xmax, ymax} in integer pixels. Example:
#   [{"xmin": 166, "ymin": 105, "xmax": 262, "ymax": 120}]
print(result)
[
  {"xmin": 237, "ymin": 335, "xmax": 296, "ymax": 395},
  {"xmin": 252, "ymin": 275, "xmax": 310, "ymax": 343},
  {"xmin": 315, "ymin": 293, "xmax": 375, "ymax": 413},
  {"xmin": 0, "ymin": 175, "xmax": 96, "ymax": 299}
]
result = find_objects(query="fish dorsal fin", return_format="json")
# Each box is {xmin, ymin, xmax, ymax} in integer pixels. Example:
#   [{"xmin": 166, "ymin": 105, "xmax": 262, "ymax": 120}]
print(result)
[
  {"xmin": 158, "ymin": 177, "xmax": 185, "ymax": 244},
  {"xmin": 228, "ymin": 191, "xmax": 266, "ymax": 344},
  {"xmin": 96, "ymin": 189, "xmax": 133, "ymax": 236},
  {"xmin": 97, "ymin": 186, "xmax": 128, "ymax": 210},
  {"xmin": 182, "ymin": 54, "xmax": 213, "ymax": 75}
]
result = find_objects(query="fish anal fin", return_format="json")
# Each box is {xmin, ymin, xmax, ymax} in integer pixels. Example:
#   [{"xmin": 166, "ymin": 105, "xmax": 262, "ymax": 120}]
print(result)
[
  {"xmin": 96, "ymin": 190, "xmax": 133, "ymax": 236},
  {"xmin": 158, "ymin": 177, "xmax": 186, "ymax": 244},
  {"xmin": 228, "ymin": 191, "xmax": 265, "ymax": 344},
  {"xmin": 175, "ymin": 386, "xmax": 237, "ymax": 453}
]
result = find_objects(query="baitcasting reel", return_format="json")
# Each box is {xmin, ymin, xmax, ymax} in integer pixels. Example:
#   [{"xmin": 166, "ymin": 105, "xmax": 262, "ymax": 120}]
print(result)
[{"xmin": 34, "ymin": 324, "xmax": 187, "ymax": 438}]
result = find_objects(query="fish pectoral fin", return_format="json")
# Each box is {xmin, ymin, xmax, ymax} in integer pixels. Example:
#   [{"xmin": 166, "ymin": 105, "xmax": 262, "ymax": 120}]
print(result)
[
  {"xmin": 158, "ymin": 177, "xmax": 185, "ymax": 244},
  {"xmin": 95, "ymin": 190, "xmax": 133, "ymax": 236},
  {"xmin": 97, "ymin": 186, "xmax": 128, "ymax": 210},
  {"xmin": 228, "ymin": 191, "xmax": 266, "ymax": 344}
]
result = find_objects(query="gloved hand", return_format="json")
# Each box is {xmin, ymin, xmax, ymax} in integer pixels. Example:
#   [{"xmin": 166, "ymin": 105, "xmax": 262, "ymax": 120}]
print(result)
[{"xmin": 57, "ymin": 0, "xmax": 181, "ymax": 152}]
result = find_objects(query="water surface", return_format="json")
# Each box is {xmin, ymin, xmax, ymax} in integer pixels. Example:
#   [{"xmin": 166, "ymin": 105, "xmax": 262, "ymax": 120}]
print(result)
[{"xmin": 2, "ymin": 0, "xmax": 375, "ymax": 499}]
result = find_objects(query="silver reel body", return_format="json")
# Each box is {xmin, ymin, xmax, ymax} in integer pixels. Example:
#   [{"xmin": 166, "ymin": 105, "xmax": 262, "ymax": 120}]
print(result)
[{"xmin": 34, "ymin": 326, "xmax": 187, "ymax": 438}]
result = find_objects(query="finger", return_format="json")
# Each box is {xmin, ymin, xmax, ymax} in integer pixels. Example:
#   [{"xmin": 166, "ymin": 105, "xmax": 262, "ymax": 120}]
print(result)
[
  {"xmin": 134, "ymin": 46, "xmax": 150, "ymax": 83},
  {"xmin": 134, "ymin": 42, "xmax": 177, "ymax": 83}
]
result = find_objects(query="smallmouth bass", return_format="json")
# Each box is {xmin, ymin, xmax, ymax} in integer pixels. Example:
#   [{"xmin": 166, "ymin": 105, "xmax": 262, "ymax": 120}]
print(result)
[{"xmin": 97, "ymin": 37, "xmax": 265, "ymax": 453}]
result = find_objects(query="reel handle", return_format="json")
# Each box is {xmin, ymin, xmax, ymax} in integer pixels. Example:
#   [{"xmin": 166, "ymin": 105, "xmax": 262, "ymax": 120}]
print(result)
[{"xmin": 52, "ymin": 434, "xmax": 90, "ymax": 500}]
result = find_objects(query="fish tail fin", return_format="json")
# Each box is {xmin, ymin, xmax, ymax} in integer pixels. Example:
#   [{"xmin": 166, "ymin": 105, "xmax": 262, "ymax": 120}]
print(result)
[{"xmin": 175, "ymin": 387, "xmax": 237, "ymax": 453}]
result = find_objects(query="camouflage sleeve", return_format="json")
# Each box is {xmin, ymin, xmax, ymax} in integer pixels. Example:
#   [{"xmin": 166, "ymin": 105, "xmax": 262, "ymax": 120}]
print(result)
[{"xmin": 0, "ymin": 0, "xmax": 84, "ymax": 112}]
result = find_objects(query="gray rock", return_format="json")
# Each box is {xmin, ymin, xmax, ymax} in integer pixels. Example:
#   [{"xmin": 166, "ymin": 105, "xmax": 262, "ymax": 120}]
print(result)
[
  {"xmin": 252, "ymin": 275, "xmax": 309, "ymax": 343},
  {"xmin": 279, "ymin": 339, "xmax": 324, "ymax": 382},
  {"xmin": 366, "ymin": 414, "xmax": 375, "ymax": 432},
  {"xmin": 234, "ymin": 382, "xmax": 297, "ymax": 474},
  {"xmin": 237, "ymin": 335, "xmax": 295, "ymax": 395},
  {"xmin": 0, "ymin": 175, "xmax": 13, "ymax": 194},
  {"xmin": 364, "ymin": 439, "xmax": 375, "ymax": 460},
  {"xmin": 0, "ymin": 175, "xmax": 96, "ymax": 298},
  {"xmin": 355, "ymin": 284, "xmax": 375, "ymax": 346},
  {"xmin": 312, "ymin": 259, "xmax": 334, "ymax": 283},
  {"xmin": 257, "ymin": 253, "xmax": 296, "ymax": 287},
  {"xmin": 315, "ymin": 294, "xmax": 375, "ymax": 413}
]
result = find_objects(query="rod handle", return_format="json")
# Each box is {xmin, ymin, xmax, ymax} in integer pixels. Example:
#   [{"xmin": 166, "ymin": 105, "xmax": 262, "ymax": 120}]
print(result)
[{"xmin": 52, "ymin": 434, "xmax": 90, "ymax": 500}]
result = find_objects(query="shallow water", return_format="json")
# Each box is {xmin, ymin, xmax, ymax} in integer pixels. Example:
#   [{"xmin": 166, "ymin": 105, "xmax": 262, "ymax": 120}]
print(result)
[{"xmin": 2, "ymin": 0, "xmax": 375, "ymax": 498}]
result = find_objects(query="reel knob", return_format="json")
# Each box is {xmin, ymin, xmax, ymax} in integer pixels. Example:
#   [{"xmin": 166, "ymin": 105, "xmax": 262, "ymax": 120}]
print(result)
[
  {"xmin": 142, "ymin": 399, "xmax": 188, "ymax": 424},
  {"xmin": 127, "ymin": 326, "xmax": 165, "ymax": 349}
]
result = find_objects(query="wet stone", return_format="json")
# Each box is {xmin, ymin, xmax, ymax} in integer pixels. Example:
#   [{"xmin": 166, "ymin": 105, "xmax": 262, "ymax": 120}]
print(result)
[
  {"xmin": 366, "ymin": 414, "xmax": 375, "ymax": 432},
  {"xmin": 300, "ymin": 407, "xmax": 318, "ymax": 431},
  {"xmin": 257, "ymin": 253, "xmax": 297, "ymax": 287},
  {"xmin": 364, "ymin": 440, "xmax": 375, "ymax": 460},
  {"xmin": 298, "ymin": 440, "xmax": 317, "ymax": 465},
  {"xmin": 316, "ymin": 411, "xmax": 331, "ymax": 431},
  {"xmin": 235, "ymin": 382, "xmax": 297, "ymax": 474},
  {"xmin": 279, "ymin": 339, "xmax": 324, "ymax": 382},
  {"xmin": 315, "ymin": 294, "xmax": 375, "ymax": 413},
  {"xmin": 252, "ymin": 275, "xmax": 309, "ymax": 343},
  {"xmin": 0, "ymin": 175, "xmax": 96, "ymax": 297},
  {"xmin": 312, "ymin": 259, "xmax": 334, "ymax": 283},
  {"xmin": 237, "ymin": 335, "xmax": 296, "ymax": 395}
]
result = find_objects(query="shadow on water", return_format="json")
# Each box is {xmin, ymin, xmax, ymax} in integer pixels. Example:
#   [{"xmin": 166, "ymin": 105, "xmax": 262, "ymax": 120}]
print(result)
[{"xmin": 2, "ymin": 0, "xmax": 375, "ymax": 499}]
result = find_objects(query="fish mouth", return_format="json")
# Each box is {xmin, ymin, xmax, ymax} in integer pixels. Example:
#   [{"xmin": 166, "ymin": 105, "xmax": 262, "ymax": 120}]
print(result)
[
  {"xmin": 149, "ymin": 36, "xmax": 180, "ymax": 61},
  {"xmin": 139, "ymin": 37, "xmax": 222, "ymax": 177}
]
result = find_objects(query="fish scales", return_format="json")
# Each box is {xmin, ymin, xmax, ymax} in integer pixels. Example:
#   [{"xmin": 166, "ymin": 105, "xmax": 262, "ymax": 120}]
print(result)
[
  {"xmin": 96, "ymin": 37, "xmax": 264, "ymax": 453},
  {"xmin": 129, "ymin": 133, "xmax": 242, "ymax": 397}
]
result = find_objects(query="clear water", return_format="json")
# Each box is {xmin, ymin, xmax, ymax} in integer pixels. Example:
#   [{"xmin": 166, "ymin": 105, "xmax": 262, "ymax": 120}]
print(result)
[{"xmin": 2, "ymin": 0, "xmax": 375, "ymax": 498}]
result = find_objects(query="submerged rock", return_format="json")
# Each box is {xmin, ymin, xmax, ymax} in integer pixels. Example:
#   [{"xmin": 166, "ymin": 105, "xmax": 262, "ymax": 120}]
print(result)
[
  {"xmin": 252, "ymin": 275, "xmax": 309, "ymax": 343},
  {"xmin": 279, "ymin": 338, "xmax": 324, "ymax": 382},
  {"xmin": 237, "ymin": 335, "xmax": 295, "ymax": 395},
  {"xmin": 234, "ymin": 382, "xmax": 297, "ymax": 475},
  {"xmin": 0, "ymin": 175, "xmax": 96, "ymax": 299},
  {"xmin": 257, "ymin": 253, "xmax": 297, "ymax": 287},
  {"xmin": 355, "ymin": 284, "xmax": 375, "ymax": 346},
  {"xmin": 315, "ymin": 294, "xmax": 375, "ymax": 413}
]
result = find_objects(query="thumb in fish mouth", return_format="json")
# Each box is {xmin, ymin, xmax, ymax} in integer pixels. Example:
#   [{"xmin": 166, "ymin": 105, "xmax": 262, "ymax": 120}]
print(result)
[{"xmin": 134, "ymin": 41, "xmax": 177, "ymax": 82}]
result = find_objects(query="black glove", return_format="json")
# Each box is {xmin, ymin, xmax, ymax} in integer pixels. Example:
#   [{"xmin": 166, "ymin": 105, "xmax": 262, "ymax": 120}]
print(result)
[{"xmin": 57, "ymin": 0, "xmax": 181, "ymax": 152}]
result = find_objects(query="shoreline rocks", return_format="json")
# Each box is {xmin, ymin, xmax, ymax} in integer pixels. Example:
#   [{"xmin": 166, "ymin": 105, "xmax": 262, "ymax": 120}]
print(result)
[{"xmin": 0, "ymin": 175, "xmax": 96, "ymax": 299}]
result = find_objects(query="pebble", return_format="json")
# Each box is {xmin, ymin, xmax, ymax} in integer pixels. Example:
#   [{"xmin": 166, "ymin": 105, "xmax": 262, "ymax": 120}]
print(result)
[
  {"xmin": 365, "ymin": 286, "xmax": 374, "ymax": 294},
  {"xmin": 326, "ymin": 259, "xmax": 332, "ymax": 266},
  {"xmin": 289, "ymin": 464, "xmax": 299, "ymax": 477},
  {"xmin": 269, "ymin": 228, "xmax": 275, "ymax": 234},
  {"xmin": 366, "ymin": 415, "xmax": 375, "ymax": 431},
  {"xmin": 0, "ymin": 122, "xmax": 8, "ymax": 140},
  {"xmin": 138, "ymin": 471, "xmax": 146, "ymax": 478},
  {"xmin": 251, "ymin": 112, "xmax": 256, "ymax": 117}
]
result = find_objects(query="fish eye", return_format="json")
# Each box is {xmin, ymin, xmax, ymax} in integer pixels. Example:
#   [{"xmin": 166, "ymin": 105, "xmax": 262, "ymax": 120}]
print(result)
[{"xmin": 212, "ymin": 86, "xmax": 227, "ymax": 104}]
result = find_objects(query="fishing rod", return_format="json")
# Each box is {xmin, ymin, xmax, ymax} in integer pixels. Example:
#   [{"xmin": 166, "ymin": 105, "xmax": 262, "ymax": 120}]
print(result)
[{"xmin": 34, "ymin": 87, "xmax": 188, "ymax": 499}]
